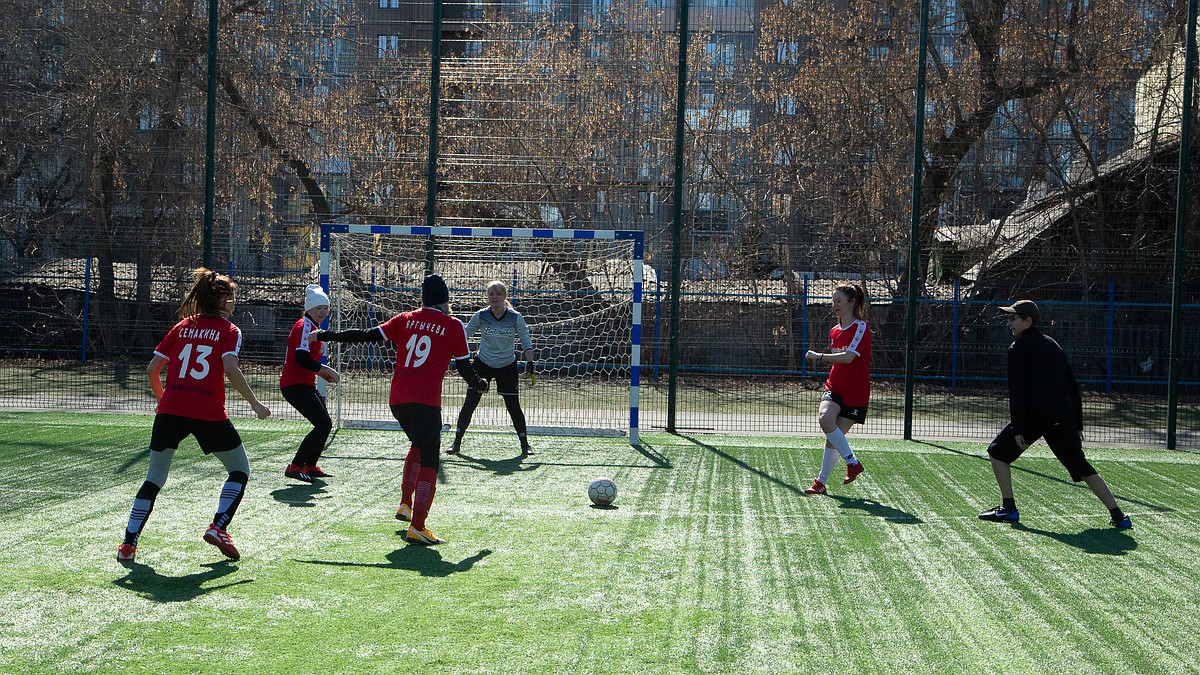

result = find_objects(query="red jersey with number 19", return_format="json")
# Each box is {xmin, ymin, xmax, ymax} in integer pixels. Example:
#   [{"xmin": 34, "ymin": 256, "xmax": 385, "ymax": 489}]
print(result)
[
  {"xmin": 154, "ymin": 314, "xmax": 243, "ymax": 421},
  {"xmin": 824, "ymin": 319, "xmax": 872, "ymax": 408},
  {"xmin": 380, "ymin": 307, "xmax": 471, "ymax": 408}
]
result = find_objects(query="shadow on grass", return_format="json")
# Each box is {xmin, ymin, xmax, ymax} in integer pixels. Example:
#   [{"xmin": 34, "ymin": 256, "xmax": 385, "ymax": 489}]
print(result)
[
  {"xmin": 913, "ymin": 441, "xmax": 1172, "ymax": 513},
  {"xmin": 452, "ymin": 452, "xmax": 542, "ymax": 477},
  {"xmin": 1012, "ymin": 522, "xmax": 1138, "ymax": 555},
  {"xmin": 679, "ymin": 434, "xmax": 808, "ymax": 496},
  {"xmin": 632, "ymin": 442, "xmax": 672, "ymax": 468},
  {"xmin": 112, "ymin": 561, "xmax": 252, "ymax": 603},
  {"xmin": 297, "ymin": 547, "xmax": 492, "ymax": 577},
  {"xmin": 826, "ymin": 494, "xmax": 923, "ymax": 524},
  {"xmin": 270, "ymin": 482, "xmax": 329, "ymax": 507},
  {"xmin": 114, "ymin": 448, "xmax": 148, "ymax": 475}
]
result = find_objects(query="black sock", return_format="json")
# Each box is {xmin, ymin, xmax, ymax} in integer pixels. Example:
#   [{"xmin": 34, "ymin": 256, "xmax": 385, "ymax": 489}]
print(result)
[
  {"xmin": 1002, "ymin": 498, "xmax": 1016, "ymax": 510},
  {"xmin": 1109, "ymin": 507, "xmax": 1125, "ymax": 521}
]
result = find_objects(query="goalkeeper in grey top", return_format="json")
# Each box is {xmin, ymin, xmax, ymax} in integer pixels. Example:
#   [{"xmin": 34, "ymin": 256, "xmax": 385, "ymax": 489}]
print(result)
[{"xmin": 449, "ymin": 280, "xmax": 536, "ymax": 456}]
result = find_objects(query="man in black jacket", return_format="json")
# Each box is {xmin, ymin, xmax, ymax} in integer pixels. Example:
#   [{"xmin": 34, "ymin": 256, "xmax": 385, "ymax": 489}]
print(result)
[{"xmin": 978, "ymin": 300, "xmax": 1133, "ymax": 529}]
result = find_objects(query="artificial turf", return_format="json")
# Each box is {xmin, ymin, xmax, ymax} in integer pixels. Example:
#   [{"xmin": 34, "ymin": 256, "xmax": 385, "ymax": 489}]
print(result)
[{"xmin": 2, "ymin": 412, "xmax": 1197, "ymax": 673}]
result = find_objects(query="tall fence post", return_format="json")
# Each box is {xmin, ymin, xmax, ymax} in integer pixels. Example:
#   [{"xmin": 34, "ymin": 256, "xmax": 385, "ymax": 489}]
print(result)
[
  {"xmin": 423, "ymin": 0, "xmax": 445, "ymax": 276},
  {"xmin": 903, "ymin": 0, "xmax": 932, "ymax": 440},
  {"xmin": 202, "ymin": 0, "xmax": 217, "ymax": 269},
  {"xmin": 666, "ymin": 0, "xmax": 691, "ymax": 433},
  {"xmin": 1168, "ymin": 0, "xmax": 1198, "ymax": 449}
]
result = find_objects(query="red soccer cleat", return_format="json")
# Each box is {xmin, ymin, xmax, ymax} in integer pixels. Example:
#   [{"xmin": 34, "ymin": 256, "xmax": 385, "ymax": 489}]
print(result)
[
  {"xmin": 117, "ymin": 543, "xmax": 137, "ymax": 562},
  {"xmin": 306, "ymin": 465, "xmax": 333, "ymax": 479},
  {"xmin": 805, "ymin": 480, "xmax": 827, "ymax": 495},
  {"xmin": 203, "ymin": 524, "xmax": 241, "ymax": 561},
  {"xmin": 284, "ymin": 463, "xmax": 314, "ymax": 483},
  {"xmin": 844, "ymin": 460, "xmax": 864, "ymax": 484}
]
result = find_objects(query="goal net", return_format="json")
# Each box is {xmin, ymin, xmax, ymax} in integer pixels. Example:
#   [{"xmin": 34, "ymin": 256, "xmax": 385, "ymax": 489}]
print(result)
[{"xmin": 319, "ymin": 224, "xmax": 644, "ymax": 445}]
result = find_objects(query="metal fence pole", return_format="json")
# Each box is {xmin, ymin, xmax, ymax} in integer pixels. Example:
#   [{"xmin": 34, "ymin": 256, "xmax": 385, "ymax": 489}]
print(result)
[
  {"xmin": 667, "ymin": 0, "xmax": 691, "ymax": 433},
  {"xmin": 202, "ymin": 0, "xmax": 218, "ymax": 268},
  {"xmin": 903, "ymin": 0, "xmax": 932, "ymax": 440},
  {"xmin": 424, "ymin": 0, "xmax": 444, "ymax": 276},
  {"xmin": 1168, "ymin": 0, "xmax": 1198, "ymax": 449}
]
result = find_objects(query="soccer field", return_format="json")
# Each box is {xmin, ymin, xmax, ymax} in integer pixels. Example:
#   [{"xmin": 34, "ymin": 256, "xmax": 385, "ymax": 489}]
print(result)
[{"xmin": 3, "ymin": 412, "xmax": 1198, "ymax": 674}]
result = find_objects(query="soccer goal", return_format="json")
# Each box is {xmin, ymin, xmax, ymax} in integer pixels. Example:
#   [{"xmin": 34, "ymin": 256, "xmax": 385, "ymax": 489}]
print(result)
[{"xmin": 318, "ymin": 223, "xmax": 644, "ymax": 445}]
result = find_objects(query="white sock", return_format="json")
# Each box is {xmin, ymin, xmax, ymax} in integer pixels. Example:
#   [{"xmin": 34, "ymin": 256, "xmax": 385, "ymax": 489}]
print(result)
[
  {"xmin": 818, "ymin": 444, "xmax": 839, "ymax": 484},
  {"xmin": 826, "ymin": 428, "xmax": 857, "ymax": 464}
]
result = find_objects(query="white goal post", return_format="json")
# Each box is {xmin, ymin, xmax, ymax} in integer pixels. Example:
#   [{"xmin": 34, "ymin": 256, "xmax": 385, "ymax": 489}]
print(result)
[{"xmin": 318, "ymin": 223, "xmax": 644, "ymax": 446}]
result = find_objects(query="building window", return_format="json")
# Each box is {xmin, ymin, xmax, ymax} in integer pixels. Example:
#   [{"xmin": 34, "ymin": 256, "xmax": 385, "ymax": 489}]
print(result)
[
  {"xmin": 776, "ymin": 41, "xmax": 799, "ymax": 65},
  {"xmin": 378, "ymin": 35, "xmax": 399, "ymax": 58},
  {"xmin": 639, "ymin": 191, "xmax": 658, "ymax": 216},
  {"xmin": 596, "ymin": 191, "xmax": 607, "ymax": 213},
  {"xmin": 772, "ymin": 193, "xmax": 792, "ymax": 217},
  {"xmin": 379, "ymin": 0, "xmax": 399, "ymax": 8}
]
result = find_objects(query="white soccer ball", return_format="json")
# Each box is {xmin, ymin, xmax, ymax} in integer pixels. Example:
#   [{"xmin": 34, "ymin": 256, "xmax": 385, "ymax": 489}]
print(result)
[{"xmin": 588, "ymin": 477, "xmax": 617, "ymax": 506}]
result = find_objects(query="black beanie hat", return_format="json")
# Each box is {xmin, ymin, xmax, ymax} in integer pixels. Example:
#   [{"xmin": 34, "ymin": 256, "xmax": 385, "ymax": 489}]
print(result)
[{"xmin": 421, "ymin": 274, "xmax": 449, "ymax": 306}]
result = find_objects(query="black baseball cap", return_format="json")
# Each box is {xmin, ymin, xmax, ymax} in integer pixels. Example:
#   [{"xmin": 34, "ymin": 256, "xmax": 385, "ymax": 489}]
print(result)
[{"xmin": 999, "ymin": 299, "xmax": 1039, "ymax": 322}]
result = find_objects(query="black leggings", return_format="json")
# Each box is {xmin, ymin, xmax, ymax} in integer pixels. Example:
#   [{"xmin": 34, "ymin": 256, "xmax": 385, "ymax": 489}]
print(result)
[
  {"xmin": 456, "ymin": 360, "xmax": 527, "ymax": 435},
  {"xmin": 391, "ymin": 402, "xmax": 443, "ymax": 469},
  {"xmin": 281, "ymin": 384, "xmax": 332, "ymax": 466}
]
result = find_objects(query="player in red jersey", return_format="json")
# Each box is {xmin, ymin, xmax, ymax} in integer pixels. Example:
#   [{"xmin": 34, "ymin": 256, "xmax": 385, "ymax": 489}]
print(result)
[
  {"xmin": 117, "ymin": 268, "xmax": 271, "ymax": 564},
  {"xmin": 312, "ymin": 274, "xmax": 487, "ymax": 545},
  {"xmin": 803, "ymin": 282, "xmax": 871, "ymax": 495},
  {"xmin": 280, "ymin": 284, "xmax": 341, "ymax": 483}
]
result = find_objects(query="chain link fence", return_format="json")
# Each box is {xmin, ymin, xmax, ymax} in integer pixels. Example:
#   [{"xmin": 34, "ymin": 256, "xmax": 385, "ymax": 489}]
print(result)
[{"xmin": 1, "ymin": 0, "xmax": 1196, "ymax": 447}]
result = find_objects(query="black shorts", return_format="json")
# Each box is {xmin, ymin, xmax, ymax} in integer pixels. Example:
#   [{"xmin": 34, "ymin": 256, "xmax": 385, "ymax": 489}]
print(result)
[
  {"xmin": 473, "ymin": 358, "xmax": 520, "ymax": 396},
  {"xmin": 150, "ymin": 413, "xmax": 243, "ymax": 454},
  {"xmin": 390, "ymin": 402, "xmax": 443, "ymax": 466},
  {"xmin": 987, "ymin": 422, "xmax": 1098, "ymax": 482},
  {"xmin": 821, "ymin": 390, "xmax": 868, "ymax": 424}
]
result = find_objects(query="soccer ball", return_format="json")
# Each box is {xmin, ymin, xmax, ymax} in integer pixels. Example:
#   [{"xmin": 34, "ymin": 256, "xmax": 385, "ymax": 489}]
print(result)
[{"xmin": 588, "ymin": 477, "xmax": 617, "ymax": 506}]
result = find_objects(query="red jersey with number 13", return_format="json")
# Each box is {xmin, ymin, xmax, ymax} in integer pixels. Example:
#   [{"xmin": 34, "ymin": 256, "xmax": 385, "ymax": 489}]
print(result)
[
  {"xmin": 824, "ymin": 319, "xmax": 872, "ymax": 408},
  {"xmin": 154, "ymin": 314, "xmax": 243, "ymax": 421},
  {"xmin": 380, "ymin": 307, "xmax": 470, "ymax": 408}
]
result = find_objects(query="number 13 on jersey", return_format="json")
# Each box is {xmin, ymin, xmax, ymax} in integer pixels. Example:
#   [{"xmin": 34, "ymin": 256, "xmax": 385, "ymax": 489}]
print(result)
[{"xmin": 177, "ymin": 343, "xmax": 213, "ymax": 380}]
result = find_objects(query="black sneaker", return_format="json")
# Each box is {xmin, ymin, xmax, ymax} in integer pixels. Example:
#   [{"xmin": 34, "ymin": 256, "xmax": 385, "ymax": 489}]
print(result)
[
  {"xmin": 445, "ymin": 444, "xmax": 460, "ymax": 456},
  {"xmin": 978, "ymin": 505, "xmax": 1020, "ymax": 523},
  {"xmin": 1111, "ymin": 514, "xmax": 1133, "ymax": 529},
  {"xmin": 520, "ymin": 443, "xmax": 533, "ymax": 456}
]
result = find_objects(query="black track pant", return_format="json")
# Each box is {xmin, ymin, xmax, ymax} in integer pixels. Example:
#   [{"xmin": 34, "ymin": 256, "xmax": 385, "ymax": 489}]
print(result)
[{"xmin": 282, "ymin": 384, "xmax": 333, "ymax": 466}]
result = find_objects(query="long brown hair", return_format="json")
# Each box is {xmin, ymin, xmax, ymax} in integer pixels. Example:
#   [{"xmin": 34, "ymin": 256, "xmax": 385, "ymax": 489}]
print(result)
[
  {"xmin": 834, "ymin": 282, "xmax": 868, "ymax": 320},
  {"xmin": 178, "ymin": 267, "xmax": 237, "ymax": 319}
]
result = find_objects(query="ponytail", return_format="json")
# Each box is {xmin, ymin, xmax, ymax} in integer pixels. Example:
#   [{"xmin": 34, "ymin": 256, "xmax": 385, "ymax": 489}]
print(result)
[
  {"xmin": 179, "ymin": 267, "xmax": 238, "ymax": 319},
  {"xmin": 834, "ymin": 282, "xmax": 868, "ymax": 320}
]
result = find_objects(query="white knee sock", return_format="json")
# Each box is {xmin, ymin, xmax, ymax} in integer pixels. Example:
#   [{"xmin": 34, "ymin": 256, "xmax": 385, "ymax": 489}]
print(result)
[
  {"xmin": 818, "ymin": 444, "xmax": 839, "ymax": 484},
  {"xmin": 825, "ymin": 428, "xmax": 857, "ymax": 464}
]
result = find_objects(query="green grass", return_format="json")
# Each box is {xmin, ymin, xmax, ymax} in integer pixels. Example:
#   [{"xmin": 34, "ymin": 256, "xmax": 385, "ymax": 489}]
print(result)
[{"xmin": 2, "ymin": 411, "xmax": 1198, "ymax": 673}]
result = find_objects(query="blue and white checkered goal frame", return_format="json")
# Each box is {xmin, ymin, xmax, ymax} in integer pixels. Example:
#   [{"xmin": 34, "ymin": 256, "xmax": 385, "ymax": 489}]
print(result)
[{"xmin": 319, "ymin": 224, "xmax": 643, "ymax": 446}]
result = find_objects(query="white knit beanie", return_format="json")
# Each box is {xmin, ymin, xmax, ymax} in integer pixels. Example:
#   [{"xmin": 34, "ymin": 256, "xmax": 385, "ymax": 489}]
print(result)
[{"xmin": 304, "ymin": 284, "xmax": 330, "ymax": 311}]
